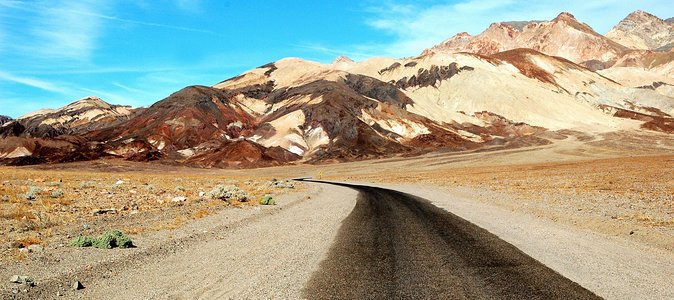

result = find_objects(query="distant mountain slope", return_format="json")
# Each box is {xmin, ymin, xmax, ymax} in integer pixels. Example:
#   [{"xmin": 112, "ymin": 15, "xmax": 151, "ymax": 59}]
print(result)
[
  {"xmin": 425, "ymin": 12, "xmax": 628, "ymax": 65},
  {"xmin": 6, "ymin": 96, "xmax": 137, "ymax": 138},
  {"xmin": 606, "ymin": 11, "xmax": 674, "ymax": 50},
  {"xmin": 88, "ymin": 85, "xmax": 301, "ymax": 167},
  {"xmin": 0, "ymin": 115, "xmax": 12, "ymax": 126}
]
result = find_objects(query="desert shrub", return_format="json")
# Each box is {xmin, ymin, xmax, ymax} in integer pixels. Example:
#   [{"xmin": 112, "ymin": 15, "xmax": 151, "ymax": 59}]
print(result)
[
  {"xmin": 50, "ymin": 189, "xmax": 64, "ymax": 198},
  {"xmin": 69, "ymin": 230, "xmax": 134, "ymax": 249},
  {"xmin": 80, "ymin": 181, "xmax": 97, "ymax": 188},
  {"xmin": 267, "ymin": 179, "xmax": 294, "ymax": 189},
  {"xmin": 69, "ymin": 236, "xmax": 94, "ymax": 247},
  {"xmin": 144, "ymin": 184, "xmax": 155, "ymax": 191},
  {"xmin": 208, "ymin": 185, "xmax": 248, "ymax": 202},
  {"xmin": 24, "ymin": 186, "xmax": 42, "ymax": 200},
  {"xmin": 47, "ymin": 182, "xmax": 61, "ymax": 187},
  {"xmin": 260, "ymin": 195, "xmax": 276, "ymax": 205},
  {"xmin": 0, "ymin": 195, "xmax": 9, "ymax": 202},
  {"xmin": 175, "ymin": 186, "xmax": 185, "ymax": 192}
]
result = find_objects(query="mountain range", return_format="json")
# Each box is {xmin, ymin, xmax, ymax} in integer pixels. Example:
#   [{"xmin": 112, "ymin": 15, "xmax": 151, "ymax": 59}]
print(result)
[{"xmin": 1, "ymin": 10, "xmax": 672, "ymax": 168}]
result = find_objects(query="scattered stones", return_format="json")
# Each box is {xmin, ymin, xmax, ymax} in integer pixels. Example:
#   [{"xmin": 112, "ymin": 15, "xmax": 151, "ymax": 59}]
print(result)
[
  {"xmin": 27, "ymin": 244, "xmax": 44, "ymax": 253},
  {"xmin": 172, "ymin": 196, "xmax": 186, "ymax": 202},
  {"xmin": 72, "ymin": 280, "xmax": 84, "ymax": 290},
  {"xmin": 92, "ymin": 208, "xmax": 117, "ymax": 216},
  {"xmin": 115, "ymin": 180, "xmax": 124, "ymax": 185},
  {"xmin": 10, "ymin": 275, "xmax": 34, "ymax": 286},
  {"xmin": 267, "ymin": 179, "xmax": 295, "ymax": 189},
  {"xmin": 198, "ymin": 191, "xmax": 206, "ymax": 198}
]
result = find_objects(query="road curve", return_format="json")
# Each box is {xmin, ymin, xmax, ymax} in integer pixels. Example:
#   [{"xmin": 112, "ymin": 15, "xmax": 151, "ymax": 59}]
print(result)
[{"xmin": 300, "ymin": 180, "xmax": 601, "ymax": 299}]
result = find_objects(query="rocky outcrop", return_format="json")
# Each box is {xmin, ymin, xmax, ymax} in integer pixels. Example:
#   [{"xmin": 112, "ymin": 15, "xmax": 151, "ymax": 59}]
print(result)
[
  {"xmin": 393, "ymin": 63, "xmax": 473, "ymax": 90},
  {"xmin": 0, "ymin": 115, "xmax": 11, "ymax": 126}
]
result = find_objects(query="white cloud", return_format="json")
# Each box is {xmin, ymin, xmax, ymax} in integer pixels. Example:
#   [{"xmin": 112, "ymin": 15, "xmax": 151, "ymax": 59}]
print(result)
[
  {"xmin": 362, "ymin": 0, "xmax": 674, "ymax": 58},
  {"xmin": 0, "ymin": 70, "xmax": 66, "ymax": 93},
  {"xmin": 174, "ymin": 0, "xmax": 203, "ymax": 13},
  {"xmin": 73, "ymin": 9, "xmax": 217, "ymax": 35},
  {"xmin": 28, "ymin": 0, "xmax": 109, "ymax": 61}
]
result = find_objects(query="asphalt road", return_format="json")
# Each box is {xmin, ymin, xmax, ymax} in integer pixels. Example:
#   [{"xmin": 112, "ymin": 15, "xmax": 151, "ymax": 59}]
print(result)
[{"xmin": 301, "ymin": 180, "xmax": 601, "ymax": 299}]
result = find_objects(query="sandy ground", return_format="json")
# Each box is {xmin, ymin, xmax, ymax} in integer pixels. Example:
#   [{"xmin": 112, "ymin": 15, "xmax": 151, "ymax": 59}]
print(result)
[
  {"xmin": 1, "ymin": 184, "xmax": 356, "ymax": 299},
  {"xmin": 79, "ymin": 184, "xmax": 356, "ymax": 299}
]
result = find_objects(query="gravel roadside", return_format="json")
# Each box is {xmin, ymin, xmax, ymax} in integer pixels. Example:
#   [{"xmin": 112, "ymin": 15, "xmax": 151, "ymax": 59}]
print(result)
[
  {"xmin": 77, "ymin": 183, "xmax": 356, "ymax": 299},
  {"xmin": 1, "ymin": 184, "xmax": 356, "ymax": 299}
]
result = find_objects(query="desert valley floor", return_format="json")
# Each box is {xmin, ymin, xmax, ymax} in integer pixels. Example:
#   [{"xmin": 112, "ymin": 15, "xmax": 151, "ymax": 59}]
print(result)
[{"xmin": 0, "ymin": 130, "xmax": 673, "ymax": 299}]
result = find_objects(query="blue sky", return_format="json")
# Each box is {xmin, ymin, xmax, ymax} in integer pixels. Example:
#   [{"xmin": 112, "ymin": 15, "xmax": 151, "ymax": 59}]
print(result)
[{"xmin": 0, "ymin": 0, "xmax": 672, "ymax": 118}]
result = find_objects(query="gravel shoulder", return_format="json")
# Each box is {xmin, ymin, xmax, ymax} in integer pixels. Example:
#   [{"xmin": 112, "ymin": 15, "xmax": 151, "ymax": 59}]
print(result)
[{"xmin": 1, "ymin": 184, "xmax": 357, "ymax": 299}]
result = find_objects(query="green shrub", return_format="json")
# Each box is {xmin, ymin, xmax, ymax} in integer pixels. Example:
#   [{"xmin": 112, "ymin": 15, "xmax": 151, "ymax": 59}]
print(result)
[
  {"xmin": 69, "ymin": 230, "xmax": 134, "ymax": 249},
  {"xmin": 260, "ymin": 195, "xmax": 276, "ymax": 205},
  {"xmin": 69, "ymin": 236, "xmax": 94, "ymax": 247}
]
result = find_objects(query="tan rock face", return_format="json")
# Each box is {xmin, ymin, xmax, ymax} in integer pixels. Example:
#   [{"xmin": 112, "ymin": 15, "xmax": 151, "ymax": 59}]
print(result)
[
  {"xmin": 426, "ymin": 12, "xmax": 628, "ymax": 65},
  {"xmin": 606, "ymin": 10, "xmax": 674, "ymax": 51}
]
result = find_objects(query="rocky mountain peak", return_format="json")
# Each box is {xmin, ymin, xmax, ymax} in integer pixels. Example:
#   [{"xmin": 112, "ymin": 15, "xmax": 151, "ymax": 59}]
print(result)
[
  {"xmin": 553, "ymin": 12, "xmax": 577, "ymax": 22},
  {"xmin": 625, "ymin": 10, "xmax": 656, "ymax": 20},
  {"xmin": 332, "ymin": 56, "xmax": 355, "ymax": 64},
  {"xmin": 64, "ymin": 96, "xmax": 112, "ymax": 110},
  {"xmin": 606, "ymin": 10, "xmax": 674, "ymax": 50},
  {"xmin": 424, "ymin": 11, "xmax": 625, "ymax": 64}
]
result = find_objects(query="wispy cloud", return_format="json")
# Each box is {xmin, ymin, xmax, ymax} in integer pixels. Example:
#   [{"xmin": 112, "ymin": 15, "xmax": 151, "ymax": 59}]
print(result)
[
  {"xmin": 174, "ymin": 0, "xmax": 203, "ymax": 14},
  {"xmin": 0, "ymin": 70, "xmax": 66, "ymax": 93},
  {"xmin": 112, "ymin": 82, "xmax": 149, "ymax": 95},
  {"xmin": 28, "ymin": 0, "xmax": 108, "ymax": 61},
  {"xmin": 362, "ymin": 0, "xmax": 674, "ymax": 58},
  {"xmin": 2, "ymin": 0, "xmax": 217, "ymax": 63},
  {"xmin": 71, "ymin": 8, "xmax": 217, "ymax": 35}
]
